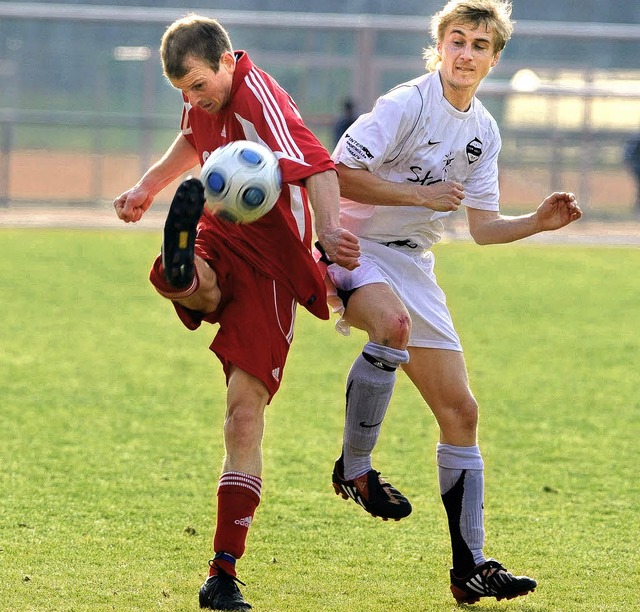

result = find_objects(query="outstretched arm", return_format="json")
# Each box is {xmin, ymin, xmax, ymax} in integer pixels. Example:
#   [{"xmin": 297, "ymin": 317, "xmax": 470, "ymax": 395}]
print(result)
[
  {"xmin": 113, "ymin": 133, "xmax": 200, "ymax": 223},
  {"xmin": 466, "ymin": 192, "xmax": 583, "ymax": 245}
]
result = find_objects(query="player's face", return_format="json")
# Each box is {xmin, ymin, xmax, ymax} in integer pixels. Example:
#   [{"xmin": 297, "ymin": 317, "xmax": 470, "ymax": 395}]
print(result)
[
  {"xmin": 170, "ymin": 53, "xmax": 235, "ymax": 114},
  {"xmin": 437, "ymin": 22, "xmax": 500, "ymax": 110}
]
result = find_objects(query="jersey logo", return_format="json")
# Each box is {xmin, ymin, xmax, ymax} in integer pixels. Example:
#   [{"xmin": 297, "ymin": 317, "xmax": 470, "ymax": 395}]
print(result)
[
  {"xmin": 441, "ymin": 152, "xmax": 455, "ymax": 180},
  {"xmin": 407, "ymin": 167, "xmax": 442, "ymax": 186},
  {"xmin": 428, "ymin": 138, "xmax": 442, "ymax": 145},
  {"xmin": 344, "ymin": 134, "xmax": 374, "ymax": 161},
  {"xmin": 466, "ymin": 138, "xmax": 483, "ymax": 164}
]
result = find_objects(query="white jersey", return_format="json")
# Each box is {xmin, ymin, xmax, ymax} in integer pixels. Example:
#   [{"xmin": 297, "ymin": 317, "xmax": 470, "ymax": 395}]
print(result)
[{"xmin": 332, "ymin": 70, "xmax": 501, "ymax": 249}]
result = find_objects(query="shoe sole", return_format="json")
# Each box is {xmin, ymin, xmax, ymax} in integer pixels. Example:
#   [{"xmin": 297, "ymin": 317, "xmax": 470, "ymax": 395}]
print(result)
[
  {"xmin": 450, "ymin": 584, "xmax": 536, "ymax": 604},
  {"xmin": 162, "ymin": 178, "xmax": 205, "ymax": 288}
]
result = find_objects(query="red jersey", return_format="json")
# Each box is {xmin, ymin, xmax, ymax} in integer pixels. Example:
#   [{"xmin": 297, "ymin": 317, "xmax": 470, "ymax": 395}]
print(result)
[{"xmin": 180, "ymin": 51, "xmax": 333, "ymax": 319}]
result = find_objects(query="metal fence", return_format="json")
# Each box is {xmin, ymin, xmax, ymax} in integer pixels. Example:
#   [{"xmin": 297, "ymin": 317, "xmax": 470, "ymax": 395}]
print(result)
[{"xmin": 1, "ymin": 3, "xmax": 640, "ymax": 215}]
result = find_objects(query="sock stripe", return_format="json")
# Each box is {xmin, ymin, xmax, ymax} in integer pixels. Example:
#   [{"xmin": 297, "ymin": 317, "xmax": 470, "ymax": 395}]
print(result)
[{"xmin": 218, "ymin": 471, "xmax": 262, "ymax": 499}]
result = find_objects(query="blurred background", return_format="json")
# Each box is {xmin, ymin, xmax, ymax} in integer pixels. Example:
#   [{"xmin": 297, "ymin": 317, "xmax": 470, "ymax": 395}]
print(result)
[{"xmin": 1, "ymin": 0, "xmax": 639, "ymax": 220}]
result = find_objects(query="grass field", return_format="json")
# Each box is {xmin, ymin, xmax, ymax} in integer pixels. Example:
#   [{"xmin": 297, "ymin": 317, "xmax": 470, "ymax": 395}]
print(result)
[{"xmin": 1, "ymin": 228, "xmax": 638, "ymax": 611}]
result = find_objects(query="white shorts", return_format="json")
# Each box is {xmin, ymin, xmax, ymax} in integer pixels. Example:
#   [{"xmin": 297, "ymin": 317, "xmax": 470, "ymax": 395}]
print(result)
[{"xmin": 325, "ymin": 238, "xmax": 462, "ymax": 351}]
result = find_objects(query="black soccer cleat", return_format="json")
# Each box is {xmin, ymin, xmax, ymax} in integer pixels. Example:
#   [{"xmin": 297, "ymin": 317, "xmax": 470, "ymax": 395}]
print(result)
[
  {"xmin": 449, "ymin": 558, "xmax": 537, "ymax": 604},
  {"xmin": 332, "ymin": 455, "xmax": 412, "ymax": 521},
  {"xmin": 162, "ymin": 177, "xmax": 205, "ymax": 289},
  {"xmin": 199, "ymin": 567, "xmax": 252, "ymax": 611}
]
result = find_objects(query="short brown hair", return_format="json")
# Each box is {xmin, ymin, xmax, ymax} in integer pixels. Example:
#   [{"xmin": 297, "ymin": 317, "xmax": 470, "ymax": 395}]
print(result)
[
  {"xmin": 423, "ymin": 0, "xmax": 514, "ymax": 72},
  {"xmin": 160, "ymin": 14, "xmax": 233, "ymax": 79}
]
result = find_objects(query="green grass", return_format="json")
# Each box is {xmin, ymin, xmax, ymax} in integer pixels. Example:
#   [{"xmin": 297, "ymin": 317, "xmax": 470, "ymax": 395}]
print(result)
[{"xmin": 1, "ymin": 229, "xmax": 638, "ymax": 611}]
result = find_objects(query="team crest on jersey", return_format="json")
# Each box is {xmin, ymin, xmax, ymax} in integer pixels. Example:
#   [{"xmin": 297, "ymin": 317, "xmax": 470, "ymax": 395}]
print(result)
[{"xmin": 466, "ymin": 138, "xmax": 483, "ymax": 164}]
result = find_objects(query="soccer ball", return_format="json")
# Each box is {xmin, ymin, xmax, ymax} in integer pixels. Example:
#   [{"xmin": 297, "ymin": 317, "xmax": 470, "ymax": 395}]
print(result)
[{"xmin": 200, "ymin": 140, "xmax": 282, "ymax": 224}]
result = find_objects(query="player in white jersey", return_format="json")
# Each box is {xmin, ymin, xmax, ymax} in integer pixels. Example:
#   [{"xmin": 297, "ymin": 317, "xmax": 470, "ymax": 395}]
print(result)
[
  {"xmin": 324, "ymin": 0, "xmax": 582, "ymax": 605},
  {"xmin": 335, "ymin": 70, "xmax": 501, "ymax": 249}
]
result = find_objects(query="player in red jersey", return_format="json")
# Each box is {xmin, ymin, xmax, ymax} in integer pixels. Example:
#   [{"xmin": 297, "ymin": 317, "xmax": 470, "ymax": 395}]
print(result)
[{"xmin": 113, "ymin": 15, "xmax": 359, "ymax": 611}]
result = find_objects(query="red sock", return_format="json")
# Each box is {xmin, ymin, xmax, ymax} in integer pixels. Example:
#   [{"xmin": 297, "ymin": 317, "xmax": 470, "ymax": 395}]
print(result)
[
  {"xmin": 148, "ymin": 255, "xmax": 200, "ymax": 300},
  {"xmin": 209, "ymin": 472, "xmax": 262, "ymax": 577}
]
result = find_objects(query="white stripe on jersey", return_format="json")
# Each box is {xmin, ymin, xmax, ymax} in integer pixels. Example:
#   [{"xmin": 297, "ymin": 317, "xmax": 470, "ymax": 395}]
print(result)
[
  {"xmin": 234, "ymin": 114, "xmax": 266, "ymax": 147},
  {"xmin": 288, "ymin": 183, "xmax": 306, "ymax": 239},
  {"xmin": 272, "ymin": 279, "xmax": 295, "ymax": 345},
  {"xmin": 180, "ymin": 101, "xmax": 193, "ymax": 135},
  {"xmin": 234, "ymin": 114, "xmax": 311, "ymax": 168},
  {"xmin": 232, "ymin": 115, "xmax": 308, "ymax": 239},
  {"xmin": 245, "ymin": 69, "xmax": 304, "ymax": 162}
]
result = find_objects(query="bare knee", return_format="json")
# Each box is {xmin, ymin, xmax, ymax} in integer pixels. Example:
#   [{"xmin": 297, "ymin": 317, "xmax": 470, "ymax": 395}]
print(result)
[
  {"xmin": 371, "ymin": 311, "xmax": 411, "ymax": 349},
  {"xmin": 224, "ymin": 402, "xmax": 264, "ymax": 445},
  {"xmin": 456, "ymin": 396, "xmax": 479, "ymax": 431},
  {"xmin": 438, "ymin": 395, "xmax": 479, "ymax": 444},
  {"xmin": 222, "ymin": 369, "xmax": 269, "ymax": 474},
  {"xmin": 344, "ymin": 284, "xmax": 411, "ymax": 348}
]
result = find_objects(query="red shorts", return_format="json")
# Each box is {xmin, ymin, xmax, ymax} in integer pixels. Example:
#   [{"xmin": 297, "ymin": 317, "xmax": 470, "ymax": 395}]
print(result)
[{"xmin": 150, "ymin": 229, "xmax": 297, "ymax": 401}]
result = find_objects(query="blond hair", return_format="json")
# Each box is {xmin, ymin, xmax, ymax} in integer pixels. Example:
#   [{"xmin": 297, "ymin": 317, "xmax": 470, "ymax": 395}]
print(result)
[{"xmin": 423, "ymin": 0, "xmax": 514, "ymax": 72}]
